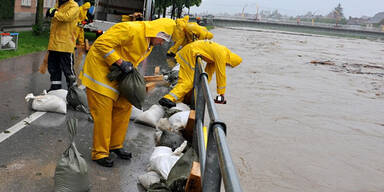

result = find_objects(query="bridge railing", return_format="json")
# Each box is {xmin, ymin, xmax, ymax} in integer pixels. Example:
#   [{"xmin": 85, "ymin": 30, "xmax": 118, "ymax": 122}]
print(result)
[{"xmin": 192, "ymin": 56, "xmax": 243, "ymax": 192}]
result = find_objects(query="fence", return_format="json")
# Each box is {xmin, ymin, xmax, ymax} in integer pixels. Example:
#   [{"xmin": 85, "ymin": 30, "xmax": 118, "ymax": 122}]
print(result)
[{"xmin": 192, "ymin": 56, "xmax": 243, "ymax": 192}]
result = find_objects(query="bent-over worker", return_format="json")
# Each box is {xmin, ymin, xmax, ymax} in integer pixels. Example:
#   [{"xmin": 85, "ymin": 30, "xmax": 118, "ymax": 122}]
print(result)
[
  {"xmin": 160, "ymin": 40, "xmax": 242, "ymax": 108},
  {"xmin": 167, "ymin": 19, "xmax": 213, "ymax": 57},
  {"xmin": 79, "ymin": 18, "xmax": 175, "ymax": 167}
]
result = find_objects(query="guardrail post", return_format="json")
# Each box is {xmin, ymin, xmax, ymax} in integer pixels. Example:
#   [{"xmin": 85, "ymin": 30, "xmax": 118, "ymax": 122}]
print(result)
[
  {"xmin": 193, "ymin": 57, "xmax": 207, "ymax": 176},
  {"xmin": 202, "ymin": 121, "xmax": 222, "ymax": 192}
]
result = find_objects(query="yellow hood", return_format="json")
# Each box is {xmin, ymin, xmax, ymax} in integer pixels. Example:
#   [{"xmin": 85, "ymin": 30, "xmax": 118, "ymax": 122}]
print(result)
[
  {"xmin": 144, "ymin": 18, "xmax": 176, "ymax": 39},
  {"xmin": 228, "ymin": 51, "xmax": 242, "ymax": 67},
  {"xmin": 81, "ymin": 2, "xmax": 90, "ymax": 9}
]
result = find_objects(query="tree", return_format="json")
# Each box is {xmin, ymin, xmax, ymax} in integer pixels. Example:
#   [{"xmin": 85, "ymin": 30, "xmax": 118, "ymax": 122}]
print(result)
[
  {"xmin": 154, "ymin": 0, "xmax": 172, "ymax": 18},
  {"xmin": 33, "ymin": 0, "xmax": 44, "ymax": 35}
]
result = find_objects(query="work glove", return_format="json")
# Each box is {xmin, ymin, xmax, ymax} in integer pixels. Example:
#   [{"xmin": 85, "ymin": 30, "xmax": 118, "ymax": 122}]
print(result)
[
  {"xmin": 159, "ymin": 98, "xmax": 176, "ymax": 108},
  {"xmin": 46, "ymin": 8, "xmax": 57, "ymax": 17},
  {"xmin": 119, "ymin": 61, "xmax": 134, "ymax": 74},
  {"xmin": 214, "ymin": 94, "xmax": 227, "ymax": 104},
  {"xmin": 166, "ymin": 52, "xmax": 176, "ymax": 58}
]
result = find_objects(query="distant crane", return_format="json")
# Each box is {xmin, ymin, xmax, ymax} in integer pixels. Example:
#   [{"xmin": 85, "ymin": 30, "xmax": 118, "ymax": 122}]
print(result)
[{"xmin": 241, "ymin": 4, "xmax": 247, "ymax": 17}]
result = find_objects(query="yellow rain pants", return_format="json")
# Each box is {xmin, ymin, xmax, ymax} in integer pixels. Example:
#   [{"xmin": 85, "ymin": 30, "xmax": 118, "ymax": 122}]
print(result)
[{"xmin": 87, "ymin": 88, "xmax": 132, "ymax": 160}]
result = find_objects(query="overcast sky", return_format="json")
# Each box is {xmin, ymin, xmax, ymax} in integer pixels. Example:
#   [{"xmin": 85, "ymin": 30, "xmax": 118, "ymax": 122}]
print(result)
[{"xmin": 190, "ymin": 0, "xmax": 384, "ymax": 17}]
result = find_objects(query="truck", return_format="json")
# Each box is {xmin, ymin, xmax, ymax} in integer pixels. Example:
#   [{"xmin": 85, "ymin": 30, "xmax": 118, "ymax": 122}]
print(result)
[{"xmin": 84, "ymin": 0, "xmax": 153, "ymax": 34}]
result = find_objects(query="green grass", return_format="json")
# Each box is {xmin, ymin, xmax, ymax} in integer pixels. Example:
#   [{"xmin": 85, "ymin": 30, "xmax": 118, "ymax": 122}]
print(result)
[
  {"xmin": 206, "ymin": 25, "xmax": 215, "ymax": 30},
  {"xmin": 0, "ymin": 31, "xmax": 49, "ymax": 60}
]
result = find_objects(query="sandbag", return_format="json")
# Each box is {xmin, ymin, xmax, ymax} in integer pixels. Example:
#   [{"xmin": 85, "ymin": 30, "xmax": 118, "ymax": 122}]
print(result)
[
  {"xmin": 166, "ymin": 147, "xmax": 198, "ymax": 192},
  {"xmin": 135, "ymin": 105, "xmax": 165, "ymax": 127},
  {"xmin": 48, "ymin": 89, "xmax": 68, "ymax": 103},
  {"xmin": 158, "ymin": 130, "xmax": 186, "ymax": 151},
  {"xmin": 130, "ymin": 105, "xmax": 143, "ymax": 120},
  {"xmin": 54, "ymin": 118, "xmax": 89, "ymax": 192},
  {"xmin": 119, "ymin": 68, "xmax": 146, "ymax": 109},
  {"xmin": 25, "ymin": 93, "xmax": 67, "ymax": 114},
  {"xmin": 138, "ymin": 171, "xmax": 161, "ymax": 189},
  {"xmin": 168, "ymin": 111, "xmax": 190, "ymax": 131},
  {"xmin": 67, "ymin": 85, "xmax": 89, "ymax": 114},
  {"xmin": 107, "ymin": 65, "xmax": 146, "ymax": 109},
  {"xmin": 149, "ymin": 143, "xmax": 187, "ymax": 179},
  {"xmin": 156, "ymin": 118, "xmax": 172, "ymax": 132}
]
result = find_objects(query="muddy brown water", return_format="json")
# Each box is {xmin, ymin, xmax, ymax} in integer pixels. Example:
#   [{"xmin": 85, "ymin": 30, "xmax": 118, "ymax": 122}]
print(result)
[{"xmin": 209, "ymin": 27, "xmax": 384, "ymax": 192}]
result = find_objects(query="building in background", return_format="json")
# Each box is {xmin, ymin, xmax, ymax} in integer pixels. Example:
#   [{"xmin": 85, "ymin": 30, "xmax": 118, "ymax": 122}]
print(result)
[{"xmin": 13, "ymin": 0, "xmax": 55, "ymax": 21}]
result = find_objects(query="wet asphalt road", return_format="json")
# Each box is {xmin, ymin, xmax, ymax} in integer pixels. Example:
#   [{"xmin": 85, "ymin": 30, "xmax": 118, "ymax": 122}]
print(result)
[{"xmin": 0, "ymin": 43, "xmax": 174, "ymax": 192}]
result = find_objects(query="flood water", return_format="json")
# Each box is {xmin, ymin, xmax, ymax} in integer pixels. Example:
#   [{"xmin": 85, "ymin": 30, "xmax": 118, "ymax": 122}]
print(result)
[{"xmin": 210, "ymin": 27, "xmax": 384, "ymax": 192}]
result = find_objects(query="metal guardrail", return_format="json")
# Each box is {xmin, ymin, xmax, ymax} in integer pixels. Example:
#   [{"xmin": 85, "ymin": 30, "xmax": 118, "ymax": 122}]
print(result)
[{"xmin": 192, "ymin": 56, "xmax": 243, "ymax": 192}]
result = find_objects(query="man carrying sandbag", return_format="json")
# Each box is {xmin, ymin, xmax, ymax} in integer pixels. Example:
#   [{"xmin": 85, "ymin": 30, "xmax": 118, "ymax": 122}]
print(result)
[
  {"xmin": 79, "ymin": 18, "xmax": 175, "ymax": 167},
  {"xmin": 159, "ymin": 40, "xmax": 242, "ymax": 108}
]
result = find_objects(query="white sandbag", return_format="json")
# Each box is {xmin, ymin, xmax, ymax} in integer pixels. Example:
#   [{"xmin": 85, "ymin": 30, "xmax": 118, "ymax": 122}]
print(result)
[
  {"xmin": 135, "ymin": 104, "xmax": 164, "ymax": 127},
  {"xmin": 169, "ymin": 111, "xmax": 190, "ymax": 131},
  {"xmin": 25, "ymin": 93, "xmax": 67, "ymax": 114},
  {"xmin": 149, "ymin": 146, "xmax": 173, "ymax": 162},
  {"xmin": 48, "ymin": 89, "xmax": 68, "ymax": 103},
  {"xmin": 156, "ymin": 118, "xmax": 172, "ymax": 131},
  {"xmin": 138, "ymin": 171, "xmax": 161, "ymax": 189},
  {"xmin": 150, "ymin": 153, "xmax": 181, "ymax": 179},
  {"xmin": 170, "ymin": 102, "xmax": 190, "ymax": 111},
  {"xmin": 149, "ymin": 143, "xmax": 186, "ymax": 179},
  {"xmin": 130, "ymin": 105, "xmax": 143, "ymax": 120}
]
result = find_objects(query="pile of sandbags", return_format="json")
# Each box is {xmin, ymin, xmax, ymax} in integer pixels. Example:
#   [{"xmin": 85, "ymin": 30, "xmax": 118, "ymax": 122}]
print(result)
[{"xmin": 138, "ymin": 141, "xmax": 187, "ymax": 190}]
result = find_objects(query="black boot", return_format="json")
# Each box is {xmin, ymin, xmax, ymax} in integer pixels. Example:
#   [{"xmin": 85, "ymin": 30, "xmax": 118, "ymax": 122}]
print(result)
[
  {"xmin": 94, "ymin": 157, "xmax": 114, "ymax": 167},
  {"xmin": 110, "ymin": 149, "xmax": 132, "ymax": 160},
  {"xmin": 48, "ymin": 84, "xmax": 61, "ymax": 92},
  {"xmin": 159, "ymin": 98, "xmax": 176, "ymax": 108}
]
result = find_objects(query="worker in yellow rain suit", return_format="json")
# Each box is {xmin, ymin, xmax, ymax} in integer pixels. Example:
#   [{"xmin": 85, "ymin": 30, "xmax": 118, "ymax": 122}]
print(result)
[
  {"xmin": 159, "ymin": 40, "xmax": 242, "ymax": 108},
  {"xmin": 167, "ymin": 20, "xmax": 213, "ymax": 57},
  {"xmin": 184, "ymin": 22, "xmax": 213, "ymax": 42},
  {"xmin": 167, "ymin": 16, "xmax": 189, "ymax": 57},
  {"xmin": 79, "ymin": 18, "xmax": 175, "ymax": 167},
  {"xmin": 76, "ymin": 2, "xmax": 91, "ymax": 46},
  {"xmin": 45, "ymin": 0, "xmax": 79, "ymax": 91}
]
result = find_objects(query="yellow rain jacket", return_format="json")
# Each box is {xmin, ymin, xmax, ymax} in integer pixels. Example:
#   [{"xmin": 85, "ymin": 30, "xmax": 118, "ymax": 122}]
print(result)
[
  {"xmin": 76, "ymin": 2, "xmax": 91, "ymax": 46},
  {"xmin": 80, "ymin": 18, "xmax": 176, "ymax": 100},
  {"xmin": 184, "ymin": 22, "xmax": 214, "ymax": 42},
  {"xmin": 167, "ymin": 16, "xmax": 189, "ymax": 54},
  {"xmin": 81, "ymin": 18, "xmax": 175, "ymax": 160},
  {"xmin": 164, "ymin": 40, "xmax": 242, "ymax": 102},
  {"xmin": 47, "ymin": 0, "xmax": 79, "ymax": 53}
]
